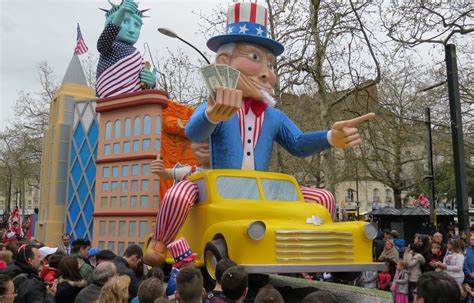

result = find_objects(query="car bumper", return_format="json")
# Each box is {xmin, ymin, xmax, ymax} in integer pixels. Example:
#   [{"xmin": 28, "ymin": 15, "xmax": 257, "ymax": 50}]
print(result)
[{"xmin": 241, "ymin": 263, "xmax": 385, "ymax": 273}]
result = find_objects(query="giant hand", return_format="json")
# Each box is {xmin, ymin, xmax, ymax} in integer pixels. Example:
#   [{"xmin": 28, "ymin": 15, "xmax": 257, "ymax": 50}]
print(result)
[
  {"xmin": 330, "ymin": 113, "xmax": 375, "ymax": 149},
  {"xmin": 205, "ymin": 86, "xmax": 242, "ymax": 123},
  {"xmin": 140, "ymin": 68, "xmax": 157, "ymax": 88}
]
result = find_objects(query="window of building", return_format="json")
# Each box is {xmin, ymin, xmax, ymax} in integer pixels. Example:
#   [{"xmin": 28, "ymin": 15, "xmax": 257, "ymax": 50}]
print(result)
[
  {"xmin": 153, "ymin": 180, "xmax": 159, "ymax": 191},
  {"xmin": 121, "ymin": 181, "xmax": 128, "ymax": 193},
  {"xmin": 102, "ymin": 182, "xmax": 109, "ymax": 192},
  {"xmin": 134, "ymin": 117, "xmax": 141, "ymax": 136},
  {"xmin": 131, "ymin": 180, "xmax": 138, "ymax": 192},
  {"xmin": 124, "ymin": 118, "xmax": 131, "ymax": 138},
  {"xmin": 113, "ymin": 143, "xmax": 120, "ymax": 154},
  {"xmin": 144, "ymin": 115, "xmax": 151, "ymax": 135},
  {"xmin": 102, "ymin": 167, "xmax": 109, "ymax": 178},
  {"xmin": 100, "ymin": 221, "xmax": 106, "ymax": 236},
  {"xmin": 154, "ymin": 139, "xmax": 161, "ymax": 152},
  {"xmin": 122, "ymin": 165, "xmax": 129, "ymax": 177},
  {"xmin": 143, "ymin": 139, "xmax": 151, "ymax": 151},
  {"xmin": 133, "ymin": 140, "xmax": 140, "ymax": 152},
  {"xmin": 385, "ymin": 189, "xmax": 393, "ymax": 203},
  {"xmin": 132, "ymin": 164, "xmax": 139, "ymax": 176},
  {"xmin": 155, "ymin": 116, "xmax": 161, "ymax": 134},
  {"xmin": 119, "ymin": 221, "xmax": 126, "ymax": 237},
  {"xmin": 118, "ymin": 242, "xmax": 125, "ymax": 256},
  {"xmin": 129, "ymin": 221, "xmax": 136, "ymax": 237},
  {"xmin": 140, "ymin": 196, "xmax": 149, "ymax": 207},
  {"xmin": 373, "ymin": 188, "xmax": 381, "ymax": 203},
  {"xmin": 111, "ymin": 181, "xmax": 118, "ymax": 192},
  {"xmin": 120, "ymin": 196, "xmax": 127, "ymax": 208},
  {"xmin": 139, "ymin": 221, "xmax": 148, "ymax": 237},
  {"xmin": 141, "ymin": 164, "xmax": 150, "ymax": 176},
  {"xmin": 104, "ymin": 144, "xmax": 111, "ymax": 156},
  {"xmin": 109, "ymin": 221, "xmax": 116, "ymax": 237},
  {"xmin": 105, "ymin": 121, "xmax": 112, "ymax": 140},
  {"xmin": 112, "ymin": 166, "xmax": 119, "ymax": 178},
  {"xmin": 108, "ymin": 242, "xmax": 115, "ymax": 251},
  {"xmin": 101, "ymin": 197, "xmax": 107, "ymax": 208},
  {"xmin": 99, "ymin": 241, "xmax": 105, "ymax": 250},
  {"xmin": 130, "ymin": 196, "xmax": 137, "ymax": 207},
  {"xmin": 141, "ymin": 180, "xmax": 149, "ymax": 191},
  {"xmin": 114, "ymin": 120, "xmax": 121, "ymax": 139},
  {"xmin": 123, "ymin": 141, "xmax": 130, "ymax": 153},
  {"xmin": 153, "ymin": 196, "xmax": 158, "ymax": 208},
  {"xmin": 110, "ymin": 196, "xmax": 117, "ymax": 208},
  {"xmin": 346, "ymin": 189, "xmax": 355, "ymax": 202}
]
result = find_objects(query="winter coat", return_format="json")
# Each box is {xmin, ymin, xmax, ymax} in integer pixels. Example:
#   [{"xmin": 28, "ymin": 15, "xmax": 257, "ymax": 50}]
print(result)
[
  {"xmin": 377, "ymin": 272, "xmax": 391, "ymax": 290},
  {"xmin": 424, "ymin": 250, "xmax": 443, "ymax": 272},
  {"xmin": 404, "ymin": 252, "xmax": 425, "ymax": 282},
  {"xmin": 40, "ymin": 266, "xmax": 57, "ymax": 283},
  {"xmin": 74, "ymin": 283, "xmax": 102, "ymax": 303},
  {"xmin": 444, "ymin": 252, "xmax": 465, "ymax": 281},
  {"xmin": 74, "ymin": 254, "xmax": 93, "ymax": 284},
  {"xmin": 464, "ymin": 247, "xmax": 474, "ymax": 283},
  {"xmin": 378, "ymin": 247, "xmax": 400, "ymax": 262},
  {"xmin": 391, "ymin": 269, "xmax": 409, "ymax": 294},
  {"xmin": 0, "ymin": 261, "xmax": 50, "ymax": 303},
  {"xmin": 114, "ymin": 256, "xmax": 138, "ymax": 301},
  {"xmin": 55, "ymin": 277, "xmax": 87, "ymax": 303}
]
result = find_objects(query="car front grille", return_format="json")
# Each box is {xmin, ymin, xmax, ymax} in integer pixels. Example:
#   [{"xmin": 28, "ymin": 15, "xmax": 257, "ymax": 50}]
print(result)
[{"xmin": 275, "ymin": 230, "xmax": 354, "ymax": 262}]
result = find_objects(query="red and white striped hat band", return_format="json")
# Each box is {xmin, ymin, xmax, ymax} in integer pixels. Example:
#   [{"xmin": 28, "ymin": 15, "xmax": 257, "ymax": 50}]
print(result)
[
  {"xmin": 206, "ymin": 1, "xmax": 284, "ymax": 56},
  {"xmin": 167, "ymin": 237, "xmax": 194, "ymax": 263}
]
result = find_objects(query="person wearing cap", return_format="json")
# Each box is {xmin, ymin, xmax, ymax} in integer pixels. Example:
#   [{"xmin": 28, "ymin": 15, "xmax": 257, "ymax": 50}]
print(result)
[
  {"xmin": 95, "ymin": 249, "xmax": 117, "ymax": 264},
  {"xmin": 165, "ymin": 237, "xmax": 197, "ymax": 298},
  {"xmin": 88, "ymin": 248, "xmax": 99, "ymax": 268},
  {"xmin": 145, "ymin": 1, "xmax": 374, "ymax": 268}
]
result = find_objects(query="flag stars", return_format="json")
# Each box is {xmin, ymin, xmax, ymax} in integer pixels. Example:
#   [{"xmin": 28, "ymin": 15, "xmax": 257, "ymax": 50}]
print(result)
[
  {"xmin": 255, "ymin": 26, "xmax": 264, "ymax": 36},
  {"xmin": 227, "ymin": 26, "xmax": 234, "ymax": 34},
  {"xmin": 239, "ymin": 24, "xmax": 249, "ymax": 34}
]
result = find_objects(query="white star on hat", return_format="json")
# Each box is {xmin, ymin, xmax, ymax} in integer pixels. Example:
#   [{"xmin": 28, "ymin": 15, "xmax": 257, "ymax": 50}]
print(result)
[
  {"xmin": 239, "ymin": 24, "xmax": 249, "ymax": 34},
  {"xmin": 227, "ymin": 26, "xmax": 234, "ymax": 34},
  {"xmin": 255, "ymin": 26, "xmax": 264, "ymax": 36}
]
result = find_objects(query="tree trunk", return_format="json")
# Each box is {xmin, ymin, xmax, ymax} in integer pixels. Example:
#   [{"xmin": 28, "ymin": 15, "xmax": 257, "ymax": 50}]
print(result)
[{"xmin": 394, "ymin": 188, "xmax": 402, "ymax": 209}]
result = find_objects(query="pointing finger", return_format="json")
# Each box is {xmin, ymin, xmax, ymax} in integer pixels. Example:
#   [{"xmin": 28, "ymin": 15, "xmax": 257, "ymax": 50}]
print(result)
[{"xmin": 346, "ymin": 113, "xmax": 375, "ymax": 127}]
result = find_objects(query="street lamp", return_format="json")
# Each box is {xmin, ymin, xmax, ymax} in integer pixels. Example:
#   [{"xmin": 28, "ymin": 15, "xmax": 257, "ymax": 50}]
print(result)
[{"xmin": 158, "ymin": 28, "xmax": 211, "ymax": 64}]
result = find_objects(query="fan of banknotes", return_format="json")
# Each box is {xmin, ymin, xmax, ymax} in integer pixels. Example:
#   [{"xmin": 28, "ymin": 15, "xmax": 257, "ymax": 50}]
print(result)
[{"xmin": 200, "ymin": 64, "xmax": 240, "ymax": 98}]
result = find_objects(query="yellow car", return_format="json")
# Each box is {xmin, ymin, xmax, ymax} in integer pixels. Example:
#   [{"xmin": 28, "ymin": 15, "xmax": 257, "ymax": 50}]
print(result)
[{"xmin": 159, "ymin": 169, "xmax": 383, "ymax": 282}]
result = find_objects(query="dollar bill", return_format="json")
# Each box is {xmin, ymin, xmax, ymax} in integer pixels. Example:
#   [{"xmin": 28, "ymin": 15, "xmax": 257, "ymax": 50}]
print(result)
[
  {"xmin": 200, "ymin": 64, "xmax": 223, "ymax": 98},
  {"xmin": 215, "ymin": 64, "xmax": 229, "ymax": 87},
  {"xmin": 227, "ymin": 66, "xmax": 240, "ymax": 89}
]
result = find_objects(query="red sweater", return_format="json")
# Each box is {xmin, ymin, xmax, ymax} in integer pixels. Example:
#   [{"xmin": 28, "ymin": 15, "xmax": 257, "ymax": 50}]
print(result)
[{"xmin": 377, "ymin": 271, "xmax": 391, "ymax": 290}]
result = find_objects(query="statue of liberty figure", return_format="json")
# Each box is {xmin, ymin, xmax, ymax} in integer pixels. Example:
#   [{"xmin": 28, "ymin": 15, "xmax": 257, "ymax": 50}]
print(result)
[{"xmin": 96, "ymin": 0, "xmax": 156, "ymax": 98}]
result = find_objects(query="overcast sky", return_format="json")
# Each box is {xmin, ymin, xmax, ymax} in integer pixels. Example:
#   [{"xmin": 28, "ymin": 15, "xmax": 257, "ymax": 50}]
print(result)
[{"xmin": 0, "ymin": 0, "xmax": 226, "ymax": 130}]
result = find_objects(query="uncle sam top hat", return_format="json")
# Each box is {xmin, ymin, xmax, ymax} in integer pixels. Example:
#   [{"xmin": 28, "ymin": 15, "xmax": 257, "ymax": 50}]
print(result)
[
  {"xmin": 207, "ymin": 1, "xmax": 284, "ymax": 56},
  {"xmin": 167, "ymin": 237, "xmax": 197, "ymax": 268}
]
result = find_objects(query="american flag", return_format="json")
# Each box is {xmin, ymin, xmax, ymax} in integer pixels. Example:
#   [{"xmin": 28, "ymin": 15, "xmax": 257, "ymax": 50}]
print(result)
[{"xmin": 74, "ymin": 23, "xmax": 88, "ymax": 55}]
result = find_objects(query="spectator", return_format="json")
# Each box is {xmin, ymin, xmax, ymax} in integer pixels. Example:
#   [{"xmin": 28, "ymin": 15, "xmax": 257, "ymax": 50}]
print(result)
[
  {"xmin": 221, "ymin": 266, "xmax": 248, "ymax": 303},
  {"xmin": 462, "ymin": 283, "xmax": 473, "ymax": 303},
  {"xmin": 58, "ymin": 233, "xmax": 72, "ymax": 255},
  {"xmin": 175, "ymin": 268, "xmax": 205, "ymax": 303},
  {"xmin": 145, "ymin": 267, "xmax": 164, "ymax": 281},
  {"xmin": 391, "ymin": 230, "xmax": 406, "ymax": 258},
  {"xmin": 165, "ymin": 238, "xmax": 197, "ymax": 298},
  {"xmin": 40, "ymin": 253, "xmax": 64, "ymax": 284},
  {"xmin": 460, "ymin": 231, "xmax": 470, "ymax": 248},
  {"xmin": 424, "ymin": 243, "xmax": 443, "ymax": 272},
  {"xmin": 52, "ymin": 256, "xmax": 87, "ymax": 302},
  {"xmin": 383, "ymin": 229, "xmax": 392, "ymax": 241},
  {"xmin": 377, "ymin": 262, "xmax": 391, "ymax": 291},
  {"xmin": 97, "ymin": 275, "xmax": 131, "ymax": 303},
  {"xmin": 88, "ymin": 248, "xmax": 99, "ymax": 268},
  {"xmin": 96, "ymin": 249, "xmax": 116, "ymax": 264},
  {"xmin": 39, "ymin": 246, "xmax": 58, "ymax": 262},
  {"xmin": 254, "ymin": 284, "xmax": 284, "ymax": 303},
  {"xmin": 75, "ymin": 261, "xmax": 117, "ymax": 303},
  {"xmin": 435, "ymin": 238, "xmax": 465, "ymax": 285},
  {"xmin": 114, "ymin": 244, "xmax": 143, "ymax": 300},
  {"xmin": 72, "ymin": 239, "xmax": 93, "ymax": 284},
  {"xmin": 414, "ymin": 271, "xmax": 460, "ymax": 303},
  {"xmin": 0, "ymin": 250, "xmax": 13, "ymax": 266},
  {"xmin": 302, "ymin": 290, "xmax": 337, "ymax": 303},
  {"xmin": 390, "ymin": 260, "xmax": 408, "ymax": 303},
  {"xmin": 135, "ymin": 277, "xmax": 163, "ymax": 303},
  {"xmin": 207, "ymin": 258, "xmax": 237, "ymax": 302},
  {"xmin": 1, "ymin": 244, "xmax": 49, "ymax": 302},
  {"xmin": 464, "ymin": 233, "xmax": 474, "ymax": 288},
  {"xmin": 0, "ymin": 273, "xmax": 16, "ymax": 303},
  {"xmin": 404, "ymin": 243, "xmax": 425, "ymax": 301},
  {"xmin": 361, "ymin": 270, "xmax": 377, "ymax": 289},
  {"xmin": 432, "ymin": 232, "xmax": 446, "ymax": 257},
  {"xmin": 378, "ymin": 240, "xmax": 400, "ymax": 262}
]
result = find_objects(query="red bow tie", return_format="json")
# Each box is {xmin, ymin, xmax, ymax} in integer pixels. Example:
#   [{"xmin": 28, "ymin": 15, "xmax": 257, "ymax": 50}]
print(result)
[{"xmin": 244, "ymin": 97, "xmax": 268, "ymax": 118}]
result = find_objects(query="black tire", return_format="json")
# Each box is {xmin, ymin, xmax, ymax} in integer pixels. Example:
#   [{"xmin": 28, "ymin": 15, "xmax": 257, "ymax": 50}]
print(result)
[{"xmin": 202, "ymin": 238, "xmax": 227, "ymax": 290}]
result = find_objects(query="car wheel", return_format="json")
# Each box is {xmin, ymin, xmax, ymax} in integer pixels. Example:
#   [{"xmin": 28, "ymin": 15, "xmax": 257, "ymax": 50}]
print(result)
[{"xmin": 203, "ymin": 238, "xmax": 227, "ymax": 289}]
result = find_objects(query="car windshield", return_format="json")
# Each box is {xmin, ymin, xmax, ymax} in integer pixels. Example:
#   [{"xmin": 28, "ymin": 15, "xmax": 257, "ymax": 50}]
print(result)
[
  {"xmin": 216, "ymin": 177, "xmax": 261, "ymax": 200},
  {"xmin": 261, "ymin": 179, "xmax": 299, "ymax": 202}
]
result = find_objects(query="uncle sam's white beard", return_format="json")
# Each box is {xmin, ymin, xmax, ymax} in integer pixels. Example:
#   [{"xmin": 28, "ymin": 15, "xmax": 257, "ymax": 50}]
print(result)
[{"xmin": 261, "ymin": 89, "xmax": 277, "ymax": 107}]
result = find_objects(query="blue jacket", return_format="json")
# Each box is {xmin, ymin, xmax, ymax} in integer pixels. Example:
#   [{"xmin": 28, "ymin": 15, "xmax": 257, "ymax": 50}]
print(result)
[
  {"xmin": 166, "ymin": 268, "xmax": 179, "ymax": 297},
  {"xmin": 464, "ymin": 246, "xmax": 474, "ymax": 283},
  {"xmin": 185, "ymin": 102, "xmax": 331, "ymax": 171}
]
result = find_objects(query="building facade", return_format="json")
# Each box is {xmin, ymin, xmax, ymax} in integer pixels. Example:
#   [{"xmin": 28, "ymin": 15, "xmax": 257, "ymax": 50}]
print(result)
[{"xmin": 93, "ymin": 90, "xmax": 168, "ymax": 254}]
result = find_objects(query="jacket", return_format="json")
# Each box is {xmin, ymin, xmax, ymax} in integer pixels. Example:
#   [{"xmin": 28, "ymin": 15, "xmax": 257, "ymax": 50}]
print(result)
[
  {"xmin": 424, "ymin": 250, "xmax": 443, "ymax": 272},
  {"xmin": 391, "ymin": 270, "xmax": 409, "ymax": 294},
  {"xmin": 114, "ymin": 256, "xmax": 138, "ymax": 301},
  {"xmin": 74, "ymin": 283, "xmax": 102, "ymax": 303},
  {"xmin": 74, "ymin": 254, "xmax": 93, "ymax": 284},
  {"xmin": 1, "ymin": 261, "xmax": 49, "ymax": 303},
  {"xmin": 377, "ymin": 272, "xmax": 391, "ymax": 290},
  {"xmin": 404, "ymin": 252, "xmax": 425, "ymax": 282},
  {"xmin": 464, "ymin": 247, "xmax": 474, "ymax": 283},
  {"xmin": 55, "ymin": 278, "xmax": 87, "ymax": 303},
  {"xmin": 378, "ymin": 247, "xmax": 400, "ymax": 262},
  {"xmin": 40, "ymin": 266, "xmax": 57, "ymax": 283},
  {"xmin": 444, "ymin": 252, "xmax": 465, "ymax": 281}
]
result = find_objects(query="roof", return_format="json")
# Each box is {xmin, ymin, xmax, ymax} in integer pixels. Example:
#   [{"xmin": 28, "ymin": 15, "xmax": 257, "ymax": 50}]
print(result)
[
  {"xmin": 368, "ymin": 206, "xmax": 400, "ymax": 216},
  {"xmin": 62, "ymin": 53, "xmax": 87, "ymax": 86},
  {"xmin": 368, "ymin": 206, "xmax": 456, "ymax": 216}
]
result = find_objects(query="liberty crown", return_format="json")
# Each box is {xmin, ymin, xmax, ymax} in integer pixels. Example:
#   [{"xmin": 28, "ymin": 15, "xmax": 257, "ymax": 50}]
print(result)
[{"xmin": 100, "ymin": 0, "xmax": 149, "ymax": 19}]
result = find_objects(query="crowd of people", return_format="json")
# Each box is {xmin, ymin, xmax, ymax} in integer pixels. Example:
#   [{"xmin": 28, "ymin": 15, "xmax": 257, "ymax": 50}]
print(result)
[{"xmin": 367, "ymin": 228, "xmax": 471, "ymax": 302}]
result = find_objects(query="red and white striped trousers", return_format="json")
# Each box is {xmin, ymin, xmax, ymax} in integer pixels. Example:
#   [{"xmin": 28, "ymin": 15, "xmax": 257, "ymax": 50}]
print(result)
[{"xmin": 153, "ymin": 181, "xmax": 337, "ymax": 244}]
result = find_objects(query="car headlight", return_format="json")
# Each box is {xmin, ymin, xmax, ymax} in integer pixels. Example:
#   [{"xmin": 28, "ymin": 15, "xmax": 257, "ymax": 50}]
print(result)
[
  {"xmin": 363, "ymin": 222, "xmax": 378, "ymax": 240},
  {"xmin": 247, "ymin": 221, "xmax": 266, "ymax": 240}
]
